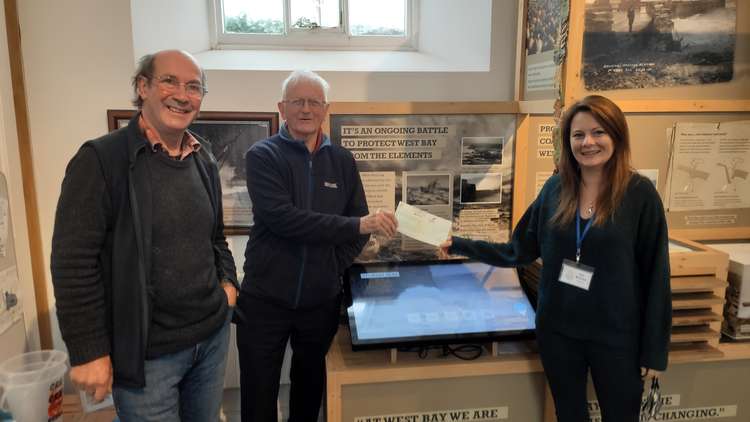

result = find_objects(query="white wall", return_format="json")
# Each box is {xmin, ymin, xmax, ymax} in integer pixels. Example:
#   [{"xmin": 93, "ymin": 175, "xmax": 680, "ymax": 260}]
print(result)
[
  {"xmin": 131, "ymin": 0, "xmax": 210, "ymax": 60},
  {"xmin": 16, "ymin": 0, "xmax": 518, "ymax": 352},
  {"xmin": 17, "ymin": 0, "xmax": 136, "ymax": 351}
]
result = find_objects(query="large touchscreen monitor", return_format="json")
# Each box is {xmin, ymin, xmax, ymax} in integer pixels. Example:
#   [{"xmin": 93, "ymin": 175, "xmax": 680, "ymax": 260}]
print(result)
[{"xmin": 345, "ymin": 260, "xmax": 536, "ymax": 350}]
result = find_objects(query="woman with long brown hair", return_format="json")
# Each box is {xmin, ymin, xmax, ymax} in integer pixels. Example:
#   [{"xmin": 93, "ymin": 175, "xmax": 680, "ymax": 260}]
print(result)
[{"xmin": 440, "ymin": 95, "xmax": 671, "ymax": 421}]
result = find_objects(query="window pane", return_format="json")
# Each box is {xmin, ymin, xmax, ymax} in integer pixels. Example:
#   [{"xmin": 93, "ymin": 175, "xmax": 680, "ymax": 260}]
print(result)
[
  {"xmin": 222, "ymin": 0, "xmax": 284, "ymax": 34},
  {"xmin": 349, "ymin": 0, "xmax": 405, "ymax": 36},
  {"xmin": 290, "ymin": 0, "xmax": 340, "ymax": 29}
]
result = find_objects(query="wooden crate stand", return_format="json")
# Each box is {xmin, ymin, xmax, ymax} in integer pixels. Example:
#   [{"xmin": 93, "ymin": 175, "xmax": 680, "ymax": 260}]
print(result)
[{"xmin": 669, "ymin": 236, "xmax": 729, "ymax": 360}]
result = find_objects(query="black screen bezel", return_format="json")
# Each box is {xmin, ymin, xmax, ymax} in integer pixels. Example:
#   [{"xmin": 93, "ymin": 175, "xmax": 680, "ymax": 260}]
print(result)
[{"xmin": 344, "ymin": 259, "xmax": 537, "ymax": 351}]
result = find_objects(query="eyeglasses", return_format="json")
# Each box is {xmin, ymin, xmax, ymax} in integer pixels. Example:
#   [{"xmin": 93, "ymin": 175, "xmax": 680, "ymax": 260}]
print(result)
[
  {"xmin": 640, "ymin": 377, "xmax": 662, "ymax": 421},
  {"xmin": 152, "ymin": 75, "xmax": 206, "ymax": 99},
  {"xmin": 284, "ymin": 98, "xmax": 327, "ymax": 109}
]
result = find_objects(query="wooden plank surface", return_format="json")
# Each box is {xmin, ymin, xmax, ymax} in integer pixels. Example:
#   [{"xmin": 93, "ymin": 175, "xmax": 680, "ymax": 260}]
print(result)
[
  {"xmin": 671, "ymin": 276, "xmax": 727, "ymax": 293},
  {"xmin": 672, "ymin": 292, "xmax": 725, "ymax": 309},
  {"xmin": 513, "ymin": 115, "xmax": 530, "ymax": 229},
  {"xmin": 671, "ymin": 325, "xmax": 719, "ymax": 343},
  {"xmin": 672, "ymin": 309, "xmax": 722, "ymax": 326},
  {"xmin": 669, "ymin": 343, "xmax": 724, "ymax": 363}
]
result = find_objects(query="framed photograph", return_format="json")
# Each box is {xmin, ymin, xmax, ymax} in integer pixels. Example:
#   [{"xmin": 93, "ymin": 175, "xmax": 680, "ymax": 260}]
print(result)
[
  {"xmin": 106, "ymin": 110, "xmax": 279, "ymax": 234},
  {"xmin": 581, "ymin": 0, "xmax": 736, "ymax": 91}
]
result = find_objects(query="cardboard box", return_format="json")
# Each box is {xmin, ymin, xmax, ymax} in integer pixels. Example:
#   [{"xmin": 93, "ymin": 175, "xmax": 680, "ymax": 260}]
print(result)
[{"xmin": 703, "ymin": 242, "xmax": 750, "ymax": 339}]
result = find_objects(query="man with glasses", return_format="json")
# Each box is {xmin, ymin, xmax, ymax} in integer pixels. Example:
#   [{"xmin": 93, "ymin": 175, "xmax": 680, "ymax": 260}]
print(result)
[
  {"xmin": 236, "ymin": 70, "xmax": 397, "ymax": 421},
  {"xmin": 51, "ymin": 50, "xmax": 238, "ymax": 421}
]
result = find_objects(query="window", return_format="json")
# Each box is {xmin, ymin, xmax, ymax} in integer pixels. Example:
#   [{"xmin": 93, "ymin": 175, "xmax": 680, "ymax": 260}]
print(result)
[{"xmin": 210, "ymin": 0, "xmax": 417, "ymax": 50}]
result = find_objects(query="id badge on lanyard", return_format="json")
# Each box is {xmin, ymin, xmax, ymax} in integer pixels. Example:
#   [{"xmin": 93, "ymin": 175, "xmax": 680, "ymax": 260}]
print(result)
[{"xmin": 558, "ymin": 210, "xmax": 595, "ymax": 291}]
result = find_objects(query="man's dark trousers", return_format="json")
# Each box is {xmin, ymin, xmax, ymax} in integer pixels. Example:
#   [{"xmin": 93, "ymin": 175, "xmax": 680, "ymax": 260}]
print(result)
[{"xmin": 236, "ymin": 292, "xmax": 342, "ymax": 421}]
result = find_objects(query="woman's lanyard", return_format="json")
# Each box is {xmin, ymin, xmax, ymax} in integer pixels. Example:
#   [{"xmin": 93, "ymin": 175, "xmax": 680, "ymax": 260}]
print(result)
[
  {"xmin": 558, "ymin": 209, "xmax": 596, "ymax": 290},
  {"xmin": 576, "ymin": 209, "xmax": 594, "ymax": 263}
]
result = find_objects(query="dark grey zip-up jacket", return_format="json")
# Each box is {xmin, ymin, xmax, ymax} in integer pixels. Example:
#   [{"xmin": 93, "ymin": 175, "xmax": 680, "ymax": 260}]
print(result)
[
  {"xmin": 51, "ymin": 114, "xmax": 237, "ymax": 388},
  {"xmin": 241, "ymin": 124, "xmax": 369, "ymax": 309}
]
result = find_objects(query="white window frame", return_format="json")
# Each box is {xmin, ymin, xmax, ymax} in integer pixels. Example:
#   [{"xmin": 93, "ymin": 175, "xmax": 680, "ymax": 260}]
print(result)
[{"xmin": 209, "ymin": 0, "xmax": 419, "ymax": 51}]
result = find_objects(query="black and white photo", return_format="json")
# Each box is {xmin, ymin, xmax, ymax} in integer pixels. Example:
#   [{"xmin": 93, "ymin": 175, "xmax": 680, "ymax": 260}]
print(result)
[
  {"xmin": 461, "ymin": 137, "xmax": 503, "ymax": 167},
  {"xmin": 460, "ymin": 173, "xmax": 503, "ymax": 205},
  {"xmin": 107, "ymin": 110, "xmax": 279, "ymax": 232},
  {"xmin": 583, "ymin": 0, "xmax": 736, "ymax": 91},
  {"xmin": 404, "ymin": 172, "xmax": 452, "ymax": 206}
]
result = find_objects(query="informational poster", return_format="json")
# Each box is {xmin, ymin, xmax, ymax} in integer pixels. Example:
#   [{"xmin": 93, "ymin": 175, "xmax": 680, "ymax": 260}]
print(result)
[
  {"xmin": 588, "ymin": 394, "xmax": 737, "ymax": 422},
  {"xmin": 666, "ymin": 121, "xmax": 750, "ymax": 212},
  {"xmin": 525, "ymin": 0, "xmax": 562, "ymax": 93},
  {"xmin": 0, "ymin": 173, "xmax": 22, "ymax": 335},
  {"xmin": 331, "ymin": 114, "xmax": 515, "ymax": 262},
  {"xmin": 359, "ymin": 171, "xmax": 396, "ymax": 212},
  {"xmin": 582, "ymin": 0, "xmax": 736, "ymax": 91},
  {"xmin": 0, "ymin": 266, "xmax": 21, "ymax": 335},
  {"xmin": 354, "ymin": 406, "xmax": 509, "ymax": 422},
  {"xmin": 537, "ymin": 123, "xmax": 555, "ymax": 160}
]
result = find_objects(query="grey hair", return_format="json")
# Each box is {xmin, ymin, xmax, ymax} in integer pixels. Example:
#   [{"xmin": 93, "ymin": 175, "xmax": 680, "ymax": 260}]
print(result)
[
  {"xmin": 281, "ymin": 70, "xmax": 330, "ymax": 102},
  {"xmin": 131, "ymin": 51, "xmax": 207, "ymax": 108}
]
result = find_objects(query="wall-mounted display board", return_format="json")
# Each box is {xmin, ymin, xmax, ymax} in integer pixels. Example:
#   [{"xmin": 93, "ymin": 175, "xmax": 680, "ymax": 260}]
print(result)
[
  {"xmin": 326, "ymin": 103, "xmax": 518, "ymax": 263},
  {"xmin": 520, "ymin": 0, "xmax": 565, "ymax": 101},
  {"xmin": 582, "ymin": 1, "xmax": 737, "ymax": 92},
  {"xmin": 0, "ymin": 172, "xmax": 24, "ymax": 365},
  {"xmin": 564, "ymin": 0, "xmax": 750, "ymax": 111},
  {"xmin": 666, "ymin": 120, "xmax": 750, "ymax": 238},
  {"xmin": 514, "ymin": 111, "xmax": 750, "ymax": 238}
]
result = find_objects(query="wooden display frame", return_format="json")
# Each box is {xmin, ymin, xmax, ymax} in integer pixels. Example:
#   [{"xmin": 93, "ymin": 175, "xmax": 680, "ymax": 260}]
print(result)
[
  {"xmin": 562, "ymin": 0, "xmax": 750, "ymax": 113},
  {"xmin": 325, "ymin": 325, "xmax": 750, "ymax": 422},
  {"xmin": 669, "ymin": 236, "xmax": 729, "ymax": 354},
  {"xmin": 325, "ymin": 327, "xmax": 544, "ymax": 422}
]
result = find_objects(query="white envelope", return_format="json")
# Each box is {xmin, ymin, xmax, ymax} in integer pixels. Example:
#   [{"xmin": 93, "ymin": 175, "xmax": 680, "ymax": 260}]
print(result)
[{"xmin": 394, "ymin": 202, "xmax": 452, "ymax": 247}]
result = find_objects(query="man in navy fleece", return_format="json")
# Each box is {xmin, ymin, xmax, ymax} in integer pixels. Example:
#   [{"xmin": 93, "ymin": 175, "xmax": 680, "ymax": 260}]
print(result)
[{"xmin": 236, "ymin": 70, "xmax": 396, "ymax": 421}]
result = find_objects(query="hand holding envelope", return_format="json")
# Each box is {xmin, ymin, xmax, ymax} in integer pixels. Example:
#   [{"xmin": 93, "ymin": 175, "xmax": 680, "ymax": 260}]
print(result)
[
  {"xmin": 359, "ymin": 209, "xmax": 398, "ymax": 238},
  {"xmin": 394, "ymin": 202, "xmax": 452, "ymax": 247},
  {"xmin": 437, "ymin": 238, "xmax": 452, "ymax": 259}
]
